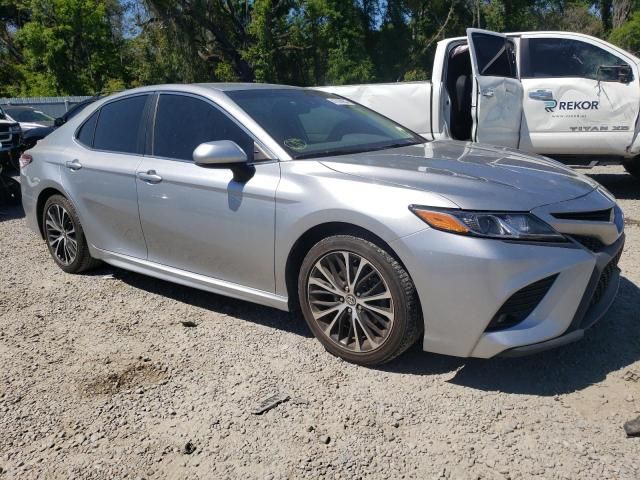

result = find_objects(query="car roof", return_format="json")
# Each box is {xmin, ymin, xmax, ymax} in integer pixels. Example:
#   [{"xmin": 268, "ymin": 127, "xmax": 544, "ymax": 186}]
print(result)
[
  {"xmin": 3, "ymin": 105, "xmax": 42, "ymax": 112},
  {"xmin": 195, "ymin": 82, "xmax": 301, "ymax": 92}
]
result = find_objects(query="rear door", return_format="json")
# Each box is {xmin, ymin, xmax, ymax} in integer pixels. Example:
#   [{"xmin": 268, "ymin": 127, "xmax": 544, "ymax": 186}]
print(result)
[
  {"xmin": 518, "ymin": 33, "xmax": 640, "ymax": 155},
  {"xmin": 61, "ymin": 94, "xmax": 151, "ymax": 259},
  {"xmin": 467, "ymin": 28, "xmax": 523, "ymax": 148}
]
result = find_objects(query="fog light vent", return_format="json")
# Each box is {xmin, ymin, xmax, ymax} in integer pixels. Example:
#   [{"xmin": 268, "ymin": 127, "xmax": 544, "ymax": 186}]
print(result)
[{"xmin": 486, "ymin": 274, "xmax": 558, "ymax": 332}]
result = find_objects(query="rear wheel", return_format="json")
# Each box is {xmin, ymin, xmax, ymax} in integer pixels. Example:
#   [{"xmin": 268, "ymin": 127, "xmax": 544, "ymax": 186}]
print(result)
[
  {"xmin": 623, "ymin": 156, "xmax": 640, "ymax": 179},
  {"xmin": 42, "ymin": 195, "xmax": 100, "ymax": 273},
  {"xmin": 298, "ymin": 235, "xmax": 421, "ymax": 365}
]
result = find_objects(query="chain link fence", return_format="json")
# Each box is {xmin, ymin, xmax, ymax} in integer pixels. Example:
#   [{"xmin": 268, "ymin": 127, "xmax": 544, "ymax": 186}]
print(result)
[{"xmin": 0, "ymin": 96, "xmax": 93, "ymax": 118}]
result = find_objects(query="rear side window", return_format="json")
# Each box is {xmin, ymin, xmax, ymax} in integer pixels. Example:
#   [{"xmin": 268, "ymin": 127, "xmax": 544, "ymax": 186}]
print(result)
[
  {"xmin": 521, "ymin": 38, "xmax": 631, "ymax": 80},
  {"xmin": 76, "ymin": 111, "xmax": 99, "ymax": 147},
  {"xmin": 152, "ymin": 94, "xmax": 253, "ymax": 161},
  {"xmin": 93, "ymin": 95, "xmax": 148, "ymax": 154},
  {"xmin": 471, "ymin": 33, "xmax": 517, "ymax": 78}
]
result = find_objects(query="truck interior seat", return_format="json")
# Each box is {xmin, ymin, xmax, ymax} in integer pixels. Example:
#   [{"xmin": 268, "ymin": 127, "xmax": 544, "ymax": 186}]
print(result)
[{"xmin": 446, "ymin": 45, "xmax": 473, "ymax": 141}]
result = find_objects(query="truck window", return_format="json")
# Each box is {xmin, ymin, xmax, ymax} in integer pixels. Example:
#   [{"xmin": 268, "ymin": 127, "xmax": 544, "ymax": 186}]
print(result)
[
  {"xmin": 470, "ymin": 33, "xmax": 517, "ymax": 78},
  {"xmin": 521, "ymin": 38, "xmax": 631, "ymax": 81}
]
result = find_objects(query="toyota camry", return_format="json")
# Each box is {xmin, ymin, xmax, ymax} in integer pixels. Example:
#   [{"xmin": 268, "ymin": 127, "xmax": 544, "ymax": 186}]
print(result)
[{"xmin": 20, "ymin": 84, "xmax": 625, "ymax": 365}]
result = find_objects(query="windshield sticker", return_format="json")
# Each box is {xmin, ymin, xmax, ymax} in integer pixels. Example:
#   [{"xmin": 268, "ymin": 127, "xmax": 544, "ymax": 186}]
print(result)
[
  {"xmin": 327, "ymin": 98, "xmax": 355, "ymax": 106},
  {"xmin": 284, "ymin": 138, "xmax": 308, "ymax": 151}
]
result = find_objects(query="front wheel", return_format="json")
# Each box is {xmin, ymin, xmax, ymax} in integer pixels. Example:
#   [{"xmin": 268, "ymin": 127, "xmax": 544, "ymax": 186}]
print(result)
[
  {"xmin": 623, "ymin": 156, "xmax": 640, "ymax": 179},
  {"xmin": 298, "ymin": 235, "xmax": 421, "ymax": 366}
]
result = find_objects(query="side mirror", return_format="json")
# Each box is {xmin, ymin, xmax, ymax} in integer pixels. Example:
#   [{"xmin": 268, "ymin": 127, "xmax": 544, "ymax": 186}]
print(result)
[
  {"xmin": 54, "ymin": 117, "xmax": 64, "ymax": 127},
  {"xmin": 619, "ymin": 65, "xmax": 633, "ymax": 83},
  {"xmin": 193, "ymin": 140, "xmax": 248, "ymax": 167}
]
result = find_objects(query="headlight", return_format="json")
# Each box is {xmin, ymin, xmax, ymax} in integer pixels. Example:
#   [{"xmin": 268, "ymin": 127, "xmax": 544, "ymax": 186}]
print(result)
[
  {"xmin": 409, "ymin": 206, "xmax": 566, "ymax": 242},
  {"xmin": 10, "ymin": 126, "xmax": 20, "ymax": 133}
]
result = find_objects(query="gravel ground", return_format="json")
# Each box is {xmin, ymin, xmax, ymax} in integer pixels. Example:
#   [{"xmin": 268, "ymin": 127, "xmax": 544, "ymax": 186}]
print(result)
[{"xmin": 1, "ymin": 164, "xmax": 639, "ymax": 480}]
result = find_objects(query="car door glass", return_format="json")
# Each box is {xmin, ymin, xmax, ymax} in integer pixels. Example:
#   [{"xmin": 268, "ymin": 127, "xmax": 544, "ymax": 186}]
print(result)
[
  {"xmin": 470, "ymin": 33, "xmax": 517, "ymax": 78},
  {"xmin": 522, "ymin": 38, "xmax": 630, "ymax": 81},
  {"xmin": 153, "ymin": 94, "xmax": 254, "ymax": 161},
  {"xmin": 76, "ymin": 111, "xmax": 99, "ymax": 148},
  {"xmin": 93, "ymin": 95, "xmax": 148, "ymax": 154}
]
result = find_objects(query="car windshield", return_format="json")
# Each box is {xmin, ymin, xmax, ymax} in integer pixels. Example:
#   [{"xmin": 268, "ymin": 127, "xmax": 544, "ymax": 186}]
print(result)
[
  {"xmin": 226, "ymin": 88, "xmax": 424, "ymax": 159},
  {"xmin": 6, "ymin": 108, "xmax": 54, "ymax": 125},
  {"xmin": 0, "ymin": 107, "xmax": 6, "ymax": 120}
]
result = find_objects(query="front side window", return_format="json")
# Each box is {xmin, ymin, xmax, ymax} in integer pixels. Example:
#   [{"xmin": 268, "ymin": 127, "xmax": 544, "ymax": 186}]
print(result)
[
  {"xmin": 522, "ymin": 38, "xmax": 631, "ymax": 81},
  {"xmin": 93, "ymin": 95, "xmax": 148, "ymax": 154},
  {"xmin": 470, "ymin": 33, "xmax": 517, "ymax": 78},
  {"xmin": 226, "ymin": 89, "xmax": 423, "ymax": 159},
  {"xmin": 153, "ymin": 94, "xmax": 254, "ymax": 161}
]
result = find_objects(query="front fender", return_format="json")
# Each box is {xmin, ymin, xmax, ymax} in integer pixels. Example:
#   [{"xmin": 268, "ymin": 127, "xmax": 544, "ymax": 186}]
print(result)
[{"xmin": 273, "ymin": 160, "xmax": 457, "ymax": 297}]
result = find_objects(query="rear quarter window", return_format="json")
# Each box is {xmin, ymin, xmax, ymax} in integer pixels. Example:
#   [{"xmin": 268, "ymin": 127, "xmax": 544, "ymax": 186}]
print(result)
[{"xmin": 76, "ymin": 111, "xmax": 99, "ymax": 148}]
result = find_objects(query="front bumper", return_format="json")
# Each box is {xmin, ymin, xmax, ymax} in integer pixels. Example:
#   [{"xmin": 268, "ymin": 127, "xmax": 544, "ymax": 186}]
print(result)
[
  {"xmin": 499, "ymin": 234, "xmax": 623, "ymax": 357},
  {"xmin": 390, "ymin": 192, "xmax": 624, "ymax": 358}
]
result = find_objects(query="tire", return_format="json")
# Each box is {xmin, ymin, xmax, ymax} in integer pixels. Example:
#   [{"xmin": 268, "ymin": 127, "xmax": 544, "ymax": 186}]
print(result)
[
  {"xmin": 623, "ymin": 156, "xmax": 640, "ymax": 179},
  {"xmin": 298, "ymin": 235, "xmax": 421, "ymax": 366},
  {"xmin": 42, "ymin": 194, "xmax": 100, "ymax": 273},
  {"xmin": 0, "ymin": 175, "xmax": 20, "ymax": 205}
]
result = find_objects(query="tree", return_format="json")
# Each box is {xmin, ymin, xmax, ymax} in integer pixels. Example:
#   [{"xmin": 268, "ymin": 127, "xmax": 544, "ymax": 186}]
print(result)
[
  {"xmin": 14, "ymin": 0, "xmax": 125, "ymax": 95},
  {"xmin": 609, "ymin": 9, "xmax": 640, "ymax": 53}
]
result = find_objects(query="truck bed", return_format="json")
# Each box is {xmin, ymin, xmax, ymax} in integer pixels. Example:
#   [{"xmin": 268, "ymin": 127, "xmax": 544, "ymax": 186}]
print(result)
[{"xmin": 314, "ymin": 82, "xmax": 433, "ymax": 139}]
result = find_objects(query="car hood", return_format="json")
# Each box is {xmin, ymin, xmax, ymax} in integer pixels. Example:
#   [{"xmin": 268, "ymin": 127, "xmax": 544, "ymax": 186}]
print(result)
[
  {"xmin": 319, "ymin": 141, "xmax": 600, "ymax": 211},
  {"xmin": 18, "ymin": 122, "xmax": 48, "ymax": 131}
]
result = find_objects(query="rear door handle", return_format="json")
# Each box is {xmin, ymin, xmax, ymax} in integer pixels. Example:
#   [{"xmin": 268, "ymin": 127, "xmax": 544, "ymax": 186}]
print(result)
[
  {"xmin": 65, "ymin": 159, "xmax": 82, "ymax": 171},
  {"xmin": 481, "ymin": 89, "xmax": 495, "ymax": 98},
  {"xmin": 137, "ymin": 170, "xmax": 163, "ymax": 184}
]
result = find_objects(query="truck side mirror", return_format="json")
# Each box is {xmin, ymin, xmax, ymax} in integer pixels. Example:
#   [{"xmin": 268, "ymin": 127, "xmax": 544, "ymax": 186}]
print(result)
[{"xmin": 618, "ymin": 65, "xmax": 633, "ymax": 83}]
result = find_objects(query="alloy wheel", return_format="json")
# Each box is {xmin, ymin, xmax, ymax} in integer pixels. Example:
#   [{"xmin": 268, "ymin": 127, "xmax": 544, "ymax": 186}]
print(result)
[
  {"xmin": 307, "ymin": 250, "xmax": 395, "ymax": 353},
  {"xmin": 45, "ymin": 203, "xmax": 78, "ymax": 265}
]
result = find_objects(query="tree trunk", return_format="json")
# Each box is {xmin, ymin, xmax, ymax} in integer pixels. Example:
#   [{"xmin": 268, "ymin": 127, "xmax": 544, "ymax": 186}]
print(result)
[{"xmin": 613, "ymin": 0, "xmax": 633, "ymax": 28}]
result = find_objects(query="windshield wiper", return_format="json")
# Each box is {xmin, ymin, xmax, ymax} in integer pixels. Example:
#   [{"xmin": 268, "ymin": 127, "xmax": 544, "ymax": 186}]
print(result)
[{"xmin": 293, "ymin": 140, "xmax": 422, "ymax": 160}]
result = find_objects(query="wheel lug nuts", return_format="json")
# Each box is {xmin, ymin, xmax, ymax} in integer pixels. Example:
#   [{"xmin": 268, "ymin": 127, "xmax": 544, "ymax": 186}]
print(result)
[
  {"xmin": 345, "ymin": 287, "xmax": 349, "ymax": 292},
  {"xmin": 340, "ymin": 297, "xmax": 344, "ymax": 302}
]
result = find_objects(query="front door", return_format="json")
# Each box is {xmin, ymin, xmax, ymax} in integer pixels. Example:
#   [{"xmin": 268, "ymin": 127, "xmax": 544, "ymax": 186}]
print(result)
[
  {"xmin": 60, "ymin": 94, "xmax": 151, "ymax": 259},
  {"xmin": 518, "ymin": 33, "xmax": 640, "ymax": 155},
  {"xmin": 135, "ymin": 93, "xmax": 280, "ymax": 293},
  {"xmin": 467, "ymin": 28, "xmax": 524, "ymax": 148}
]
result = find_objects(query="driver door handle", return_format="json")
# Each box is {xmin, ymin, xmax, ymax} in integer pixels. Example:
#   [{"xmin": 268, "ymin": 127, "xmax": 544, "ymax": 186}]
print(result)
[
  {"xmin": 137, "ymin": 170, "xmax": 163, "ymax": 184},
  {"xmin": 65, "ymin": 159, "xmax": 82, "ymax": 171}
]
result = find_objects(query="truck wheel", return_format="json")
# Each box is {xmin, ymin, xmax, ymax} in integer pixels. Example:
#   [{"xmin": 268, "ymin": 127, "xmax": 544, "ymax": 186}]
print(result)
[{"xmin": 623, "ymin": 157, "xmax": 640, "ymax": 179}]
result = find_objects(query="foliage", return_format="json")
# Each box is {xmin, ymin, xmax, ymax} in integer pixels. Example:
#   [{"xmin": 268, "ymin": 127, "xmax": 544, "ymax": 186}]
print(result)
[
  {"xmin": 1, "ymin": 0, "xmax": 640, "ymax": 96},
  {"xmin": 609, "ymin": 10, "xmax": 640, "ymax": 54},
  {"xmin": 10, "ymin": 0, "xmax": 125, "ymax": 96}
]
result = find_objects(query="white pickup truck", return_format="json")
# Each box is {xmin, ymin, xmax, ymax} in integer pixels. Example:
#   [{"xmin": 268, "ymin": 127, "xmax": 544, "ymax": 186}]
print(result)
[{"xmin": 317, "ymin": 28, "xmax": 640, "ymax": 177}]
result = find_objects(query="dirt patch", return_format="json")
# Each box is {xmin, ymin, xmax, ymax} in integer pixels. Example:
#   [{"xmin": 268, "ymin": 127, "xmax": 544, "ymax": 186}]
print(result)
[{"xmin": 82, "ymin": 362, "xmax": 167, "ymax": 396}]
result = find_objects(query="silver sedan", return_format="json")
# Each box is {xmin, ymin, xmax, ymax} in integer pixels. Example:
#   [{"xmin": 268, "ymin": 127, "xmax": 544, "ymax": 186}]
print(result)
[{"xmin": 19, "ymin": 84, "xmax": 625, "ymax": 365}]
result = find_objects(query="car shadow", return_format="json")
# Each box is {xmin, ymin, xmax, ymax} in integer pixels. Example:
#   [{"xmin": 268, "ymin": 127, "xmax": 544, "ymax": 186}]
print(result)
[
  {"xmin": 0, "ymin": 203, "xmax": 25, "ymax": 221},
  {"xmin": 587, "ymin": 171, "xmax": 640, "ymax": 200},
  {"xmin": 380, "ymin": 276, "xmax": 640, "ymax": 396},
  {"xmin": 97, "ymin": 266, "xmax": 313, "ymax": 339}
]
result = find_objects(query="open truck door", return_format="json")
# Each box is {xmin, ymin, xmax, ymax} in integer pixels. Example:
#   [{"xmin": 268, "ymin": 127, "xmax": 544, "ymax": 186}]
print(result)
[{"xmin": 467, "ymin": 28, "xmax": 523, "ymax": 148}]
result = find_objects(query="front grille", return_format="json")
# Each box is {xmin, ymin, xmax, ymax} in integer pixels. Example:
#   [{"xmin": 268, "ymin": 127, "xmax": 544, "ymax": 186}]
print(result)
[
  {"xmin": 569, "ymin": 235, "xmax": 606, "ymax": 252},
  {"xmin": 0, "ymin": 124, "xmax": 9, "ymax": 133},
  {"xmin": 590, "ymin": 249, "xmax": 622, "ymax": 308},
  {"xmin": 486, "ymin": 274, "xmax": 558, "ymax": 332},
  {"xmin": 552, "ymin": 209, "xmax": 613, "ymax": 222}
]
